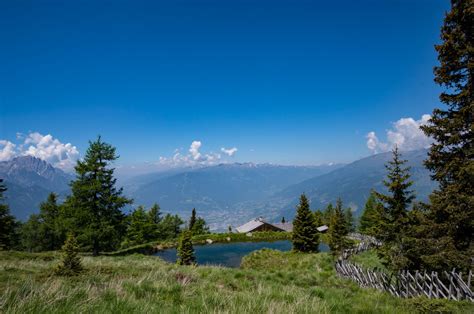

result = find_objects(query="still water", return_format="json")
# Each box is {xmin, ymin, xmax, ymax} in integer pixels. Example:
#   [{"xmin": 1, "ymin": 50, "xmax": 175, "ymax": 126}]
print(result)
[{"xmin": 154, "ymin": 240, "xmax": 329, "ymax": 268}]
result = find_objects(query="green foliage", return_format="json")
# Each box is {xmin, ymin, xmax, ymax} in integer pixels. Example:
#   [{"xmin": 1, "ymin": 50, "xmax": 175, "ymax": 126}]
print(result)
[
  {"xmin": 344, "ymin": 207, "xmax": 355, "ymax": 233},
  {"xmin": 359, "ymin": 191, "xmax": 384, "ymax": 237},
  {"xmin": 188, "ymin": 208, "xmax": 197, "ymax": 230},
  {"xmin": 418, "ymin": 0, "xmax": 474, "ymax": 272},
  {"xmin": 321, "ymin": 203, "xmax": 334, "ymax": 226},
  {"xmin": 374, "ymin": 147, "xmax": 414, "ymax": 271},
  {"xmin": 19, "ymin": 215, "xmax": 43, "ymax": 252},
  {"xmin": 328, "ymin": 198, "xmax": 349, "ymax": 255},
  {"xmin": 38, "ymin": 193, "xmax": 64, "ymax": 251},
  {"xmin": 122, "ymin": 206, "xmax": 154, "ymax": 247},
  {"xmin": 148, "ymin": 203, "xmax": 162, "ymax": 225},
  {"xmin": 313, "ymin": 210, "xmax": 323, "ymax": 227},
  {"xmin": 0, "ymin": 179, "xmax": 19, "ymax": 250},
  {"xmin": 159, "ymin": 214, "xmax": 184, "ymax": 240},
  {"xmin": 176, "ymin": 231, "xmax": 195, "ymax": 265},
  {"xmin": 292, "ymin": 194, "xmax": 319, "ymax": 253},
  {"xmin": 55, "ymin": 233, "xmax": 83, "ymax": 276},
  {"xmin": 63, "ymin": 136, "xmax": 132, "ymax": 255}
]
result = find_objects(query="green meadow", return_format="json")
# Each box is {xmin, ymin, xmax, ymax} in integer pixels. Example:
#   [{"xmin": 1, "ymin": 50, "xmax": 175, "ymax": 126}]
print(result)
[{"xmin": 1, "ymin": 249, "xmax": 472, "ymax": 314}]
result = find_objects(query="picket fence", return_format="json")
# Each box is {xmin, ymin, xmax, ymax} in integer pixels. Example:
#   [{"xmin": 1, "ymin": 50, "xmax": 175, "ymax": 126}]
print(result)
[{"xmin": 335, "ymin": 233, "xmax": 474, "ymax": 302}]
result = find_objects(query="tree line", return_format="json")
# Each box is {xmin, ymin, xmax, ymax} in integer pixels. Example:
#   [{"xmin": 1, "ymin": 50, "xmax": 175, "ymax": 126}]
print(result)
[
  {"xmin": 0, "ymin": 137, "xmax": 209, "ymax": 255},
  {"xmin": 292, "ymin": 0, "xmax": 473, "ymax": 274}
]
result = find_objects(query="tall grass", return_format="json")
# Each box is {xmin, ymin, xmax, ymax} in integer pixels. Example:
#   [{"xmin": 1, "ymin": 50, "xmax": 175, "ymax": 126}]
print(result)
[{"xmin": 0, "ymin": 250, "xmax": 472, "ymax": 313}]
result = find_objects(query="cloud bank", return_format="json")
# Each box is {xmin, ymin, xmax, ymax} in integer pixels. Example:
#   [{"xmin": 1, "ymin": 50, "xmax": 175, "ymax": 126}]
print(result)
[
  {"xmin": 0, "ymin": 132, "xmax": 79, "ymax": 171},
  {"xmin": 158, "ymin": 141, "xmax": 237, "ymax": 168},
  {"xmin": 367, "ymin": 114, "xmax": 433, "ymax": 153}
]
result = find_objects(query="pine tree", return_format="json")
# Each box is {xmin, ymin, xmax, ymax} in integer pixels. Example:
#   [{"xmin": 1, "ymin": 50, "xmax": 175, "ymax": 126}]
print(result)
[
  {"xmin": 359, "ymin": 191, "xmax": 384, "ymax": 237},
  {"xmin": 322, "ymin": 203, "xmax": 334, "ymax": 226},
  {"xmin": 20, "ymin": 215, "xmax": 42, "ymax": 252},
  {"xmin": 64, "ymin": 136, "xmax": 132, "ymax": 255},
  {"xmin": 55, "ymin": 233, "xmax": 83, "ymax": 276},
  {"xmin": 0, "ymin": 179, "xmax": 18, "ymax": 250},
  {"xmin": 344, "ymin": 208, "xmax": 355, "ymax": 233},
  {"xmin": 177, "ymin": 230, "xmax": 195, "ymax": 265},
  {"xmin": 189, "ymin": 208, "xmax": 197, "ymax": 230},
  {"xmin": 122, "ymin": 206, "xmax": 149, "ymax": 247},
  {"xmin": 148, "ymin": 203, "xmax": 162, "ymax": 224},
  {"xmin": 159, "ymin": 214, "xmax": 184, "ymax": 240},
  {"xmin": 38, "ymin": 193, "xmax": 63, "ymax": 251},
  {"xmin": 328, "ymin": 198, "xmax": 349, "ymax": 255},
  {"xmin": 292, "ymin": 194, "xmax": 319, "ymax": 253},
  {"xmin": 375, "ymin": 147, "xmax": 414, "ymax": 271},
  {"xmin": 148, "ymin": 203, "xmax": 162, "ymax": 239},
  {"xmin": 418, "ymin": 0, "xmax": 474, "ymax": 272}
]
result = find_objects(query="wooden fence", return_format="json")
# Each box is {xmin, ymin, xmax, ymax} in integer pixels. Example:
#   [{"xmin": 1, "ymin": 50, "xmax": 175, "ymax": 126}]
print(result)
[{"xmin": 335, "ymin": 233, "xmax": 474, "ymax": 302}]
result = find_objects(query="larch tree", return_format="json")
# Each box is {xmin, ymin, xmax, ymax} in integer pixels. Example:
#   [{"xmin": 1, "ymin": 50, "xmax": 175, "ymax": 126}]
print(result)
[
  {"xmin": 292, "ymin": 194, "xmax": 319, "ymax": 253},
  {"xmin": 64, "ymin": 136, "xmax": 132, "ymax": 255},
  {"xmin": 419, "ymin": 0, "xmax": 473, "ymax": 272}
]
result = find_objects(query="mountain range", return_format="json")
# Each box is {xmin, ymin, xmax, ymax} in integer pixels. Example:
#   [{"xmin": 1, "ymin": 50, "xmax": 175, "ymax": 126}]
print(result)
[{"xmin": 0, "ymin": 150, "xmax": 437, "ymax": 230}]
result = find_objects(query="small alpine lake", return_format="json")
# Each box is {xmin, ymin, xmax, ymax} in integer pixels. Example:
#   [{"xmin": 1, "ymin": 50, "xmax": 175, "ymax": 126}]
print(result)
[{"xmin": 154, "ymin": 240, "xmax": 329, "ymax": 268}]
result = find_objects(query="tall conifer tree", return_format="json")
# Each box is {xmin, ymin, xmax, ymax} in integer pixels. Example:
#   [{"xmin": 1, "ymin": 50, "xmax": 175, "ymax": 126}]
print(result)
[
  {"xmin": 0, "ymin": 179, "xmax": 18, "ymax": 250},
  {"xmin": 328, "ymin": 198, "xmax": 349, "ymax": 255},
  {"xmin": 292, "ymin": 194, "xmax": 319, "ymax": 253},
  {"xmin": 177, "ymin": 230, "xmax": 195, "ymax": 265},
  {"xmin": 419, "ymin": 0, "xmax": 473, "ymax": 272},
  {"xmin": 375, "ymin": 147, "xmax": 414, "ymax": 271},
  {"xmin": 64, "ymin": 137, "xmax": 132, "ymax": 255}
]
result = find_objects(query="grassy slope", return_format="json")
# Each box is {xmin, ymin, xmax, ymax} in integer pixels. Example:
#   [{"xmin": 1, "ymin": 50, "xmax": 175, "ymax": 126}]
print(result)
[{"xmin": 1, "ymin": 250, "xmax": 472, "ymax": 313}]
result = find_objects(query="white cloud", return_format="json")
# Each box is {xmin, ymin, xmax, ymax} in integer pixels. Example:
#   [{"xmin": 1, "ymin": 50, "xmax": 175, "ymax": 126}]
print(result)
[
  {"xmin": 159, "ymin": 141, "xmax": 237, "ymax": 168},
  {"xmin": 367, "ymin": 114, "xmax": 433, "ymax": 153},
  {"xmin": 0, "ymin": 140, "xmax": 17, "ymax": 161},
  {"xmin": 221, "ymin": 147, "xmax": 238, "ymax": 156},
  {"xmin": 189, "ymin": 141, "xmax": 202, "ymax": 161},
  {"xmin": 0, "ymin": 132, "xmax": 80, "ymax": 171}
]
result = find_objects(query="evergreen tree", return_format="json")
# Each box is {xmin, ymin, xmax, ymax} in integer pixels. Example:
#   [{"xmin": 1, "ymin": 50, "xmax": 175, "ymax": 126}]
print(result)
[
  {"xmin": 292, "ymin": 194, "xmax": 319, "ymax": 253},
  {"xmin": 344, "ymin": 208, "xmax": 355, "ymax": 233},
  {"xmin": 20, "ymin": 215, "xmax": 42, "ymax": 252},
  {"xmin": 313, "ymin": 210, "xmax": 323, "ymax": 227},
  {"xmin": 322, "ymin": 203, "xmax": 334, "ymax": 226},
  {"xmin": 177, "ymin": 230, "xmax": 195, "ymax": 265},
  {"xmin": 189, "ymin": 208, "xmax": 197, "ymax": 230},
  {"xmin": 64, "ymin": 136, "xmax": 132, "ymax": 255},
  {"xmin": 191, "ymin": 217, "xmax": 210, "ymax": 235},
  {"xmin": 328, "ymin": 198, "xmax": 349, "ymax": 255},
  {"xmin": 418, "ymin": 0, "xmax": 474, "ymax": 272},
  {"xmin": 148, "ymin": 203, "xmax": 162, "ymax": 224},
  {"xmin": 38, "ymin": 193, "xmax": 64, "ymax": 251},
  {"xmin": 281, "ymin": 217, "xmax": 286, "ymax": 224},
  {"xmin": 359, "ymin": 191, "xmax": 384, "ymax": 237},
  {"xmin": 55, "ymin": 233, "xmax": 83, "ymax": 276},
  {"xmin": 122, "ymin": 206, "xmax": 150, "ymax": 247},
  {"xmin": 374, "ymin": 147, "xmax": 414, "ymax": 271},
  {"xmin": 0, "ymin": 179, "xmax": 19, "ymax": 250},
  {"xmin": 147, "ymin": 203, "xmax": 162, "ymax": 239},
  {"xmin": 159, "ymin": 214, "xmax": 183, "ymax": 239}
]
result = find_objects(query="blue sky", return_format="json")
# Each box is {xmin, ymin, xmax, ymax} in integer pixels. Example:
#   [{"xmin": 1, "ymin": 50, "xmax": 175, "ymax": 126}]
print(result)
[{"xmin": 0, "ymin": 0, "xmax": 448, "ymax": 171}]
